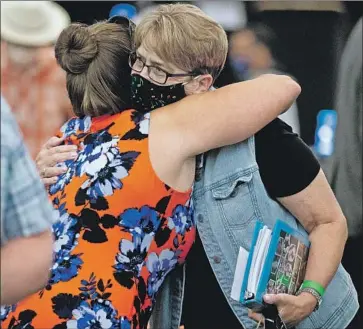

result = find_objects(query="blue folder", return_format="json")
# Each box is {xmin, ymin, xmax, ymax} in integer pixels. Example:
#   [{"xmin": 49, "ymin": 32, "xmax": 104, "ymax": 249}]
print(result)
[{"xmin": 239, "ymin": 220, "xmax": 310, "ymax": 311}]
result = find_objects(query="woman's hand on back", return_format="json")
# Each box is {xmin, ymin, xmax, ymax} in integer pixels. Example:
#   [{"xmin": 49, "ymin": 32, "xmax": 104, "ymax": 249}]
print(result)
[{"xmin": 36, "ymin": 136, "xmax": 77, "ymax": 187}]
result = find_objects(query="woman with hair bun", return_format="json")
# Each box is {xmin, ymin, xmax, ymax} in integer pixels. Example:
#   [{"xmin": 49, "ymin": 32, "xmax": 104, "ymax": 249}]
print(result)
[{"xmin": 0, "ymin": 16, "xmax": 300, "ymax": 329}]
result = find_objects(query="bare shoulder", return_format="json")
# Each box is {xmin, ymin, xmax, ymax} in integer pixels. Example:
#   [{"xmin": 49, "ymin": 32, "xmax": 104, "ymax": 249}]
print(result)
[{"xmin": 148, "ymin": 108, "xmax": 195, "ymax": 192}]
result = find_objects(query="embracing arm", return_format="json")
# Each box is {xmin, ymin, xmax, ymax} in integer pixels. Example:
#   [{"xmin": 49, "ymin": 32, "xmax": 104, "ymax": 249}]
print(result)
[
  {"xmin": 152, "ymin": 74, "xmax": 301, "ymax": 158},
  {"xmin": 258, "ymin": 169, "xmax": 348, "ymax": 326},
  {"xmin": 278, "ymin": 169, "xmax": 347, "ymax": 289},
  {"xmin": 248, "ymin": 121, "xmax": 347, "ymax": 326},
  {"xmin": 35, "ymin": 74, "xmax": 300, "ymax": 187},
  {"xmin": 257, "ymin": 123, "xmax": 347, "ymax": 289},
  {"xmin": 249, "ymin": 172, "xmax": 347, "ymax": 327}
]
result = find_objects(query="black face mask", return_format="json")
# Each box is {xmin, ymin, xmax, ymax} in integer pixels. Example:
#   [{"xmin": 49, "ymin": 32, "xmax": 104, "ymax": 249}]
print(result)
[{"xmin": 130, "ymin": 75, "xmax": 187, "ymax": 113}]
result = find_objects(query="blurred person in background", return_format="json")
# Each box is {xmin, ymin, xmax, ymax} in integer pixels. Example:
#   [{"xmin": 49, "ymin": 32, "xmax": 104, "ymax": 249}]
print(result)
[
  {"xmin": 192, "ymin": 0, "xmax": 246, "ymax": 89},
  {"xmin": 195, "ymin": 0, "xmax": 247, "ymax": 32},
  {"xmin": 1, "ymin": 96, "xmax": 54, "ymax": 309},
  {"xmin": 36, "ymin": 4, "xmax": 357, "ymax": 329},
  {"xmin": 0, "ymin": 1, "xmax": 72, "ymax": 159},
  {"xmin": 330, "ymin": 17, "xmax": 362, "ymax": 329},
  {"xmin": 229, "ymin": 23, "xmax": 300, "ymax": 134},
  {"xmin": 0, "ymin": 15, "xmax": 300, "ymax": 329},
  {"xmin": 253, "ymin": 1, "xmax": 345, "ymax": 146}
]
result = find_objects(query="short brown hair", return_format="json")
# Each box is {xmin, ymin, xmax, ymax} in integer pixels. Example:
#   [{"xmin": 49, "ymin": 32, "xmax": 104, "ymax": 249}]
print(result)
[
  {"xmin": 135, "ymin": 4, "xmax": 228, "ymax": 80},
  {"xmin": 55, "ymin": 21, "xmax": 132, "ymax": 117}
]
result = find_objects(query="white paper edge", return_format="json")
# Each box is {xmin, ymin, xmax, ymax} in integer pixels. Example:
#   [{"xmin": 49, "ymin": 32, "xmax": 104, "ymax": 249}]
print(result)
[{"xmin": 231, "ymin": 246, "xmax": 249, "ymax": 302}]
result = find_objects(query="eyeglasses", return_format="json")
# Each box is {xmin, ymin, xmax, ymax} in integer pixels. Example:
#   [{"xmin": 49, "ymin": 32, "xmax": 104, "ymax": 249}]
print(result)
[{"xmin": 128, "ymin": 52, "xmax": 200, "ymax": 85}]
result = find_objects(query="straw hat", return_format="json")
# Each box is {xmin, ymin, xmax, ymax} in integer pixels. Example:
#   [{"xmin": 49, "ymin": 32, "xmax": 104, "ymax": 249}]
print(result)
[{"xmin": 1, "ymin": 1, "xmax": 70, "ymax": 47}]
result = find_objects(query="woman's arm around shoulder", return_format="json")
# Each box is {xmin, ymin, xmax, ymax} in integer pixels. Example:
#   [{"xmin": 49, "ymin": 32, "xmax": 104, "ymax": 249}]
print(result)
[{"xmin": 152, "ymin": 74, "xmax": 301, "ymax": 160}]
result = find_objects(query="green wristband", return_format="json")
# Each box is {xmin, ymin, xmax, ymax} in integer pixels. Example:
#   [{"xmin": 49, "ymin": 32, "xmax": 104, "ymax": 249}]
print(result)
[{"xmin": 301, "ymin": 280, "xmax": 325, "ymax": 297}]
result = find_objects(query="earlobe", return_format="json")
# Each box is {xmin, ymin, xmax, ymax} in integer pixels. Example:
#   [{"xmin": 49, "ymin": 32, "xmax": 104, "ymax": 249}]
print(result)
[
  {"xmin": 184, "ymin": 80, "xmax": 201, "ymax": 95},
  {"xmin": 191, "ymin": 75, "xmax": 213, "ymax": 94}
]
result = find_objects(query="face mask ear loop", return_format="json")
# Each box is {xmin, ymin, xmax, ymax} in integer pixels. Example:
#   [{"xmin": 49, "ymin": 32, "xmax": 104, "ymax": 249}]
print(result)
[{"xmin": 182, "ymin": 75, "xmax": 201, "ymax": 86}]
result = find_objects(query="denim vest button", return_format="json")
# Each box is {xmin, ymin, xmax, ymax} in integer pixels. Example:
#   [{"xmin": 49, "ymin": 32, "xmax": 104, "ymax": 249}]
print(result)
[
  {"xmin": 213, "ymin": 256, "xmax": 221, "ymax": 264},
  {"xmin": 197, "ymin": 214, "xmax": 204, "ymax": 223}
]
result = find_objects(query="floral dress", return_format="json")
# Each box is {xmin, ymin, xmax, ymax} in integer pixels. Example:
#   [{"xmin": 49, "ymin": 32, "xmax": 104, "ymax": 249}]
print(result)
[{"xmin": 1, "ymin": 110, "xmax": 195, "ymax": 329}]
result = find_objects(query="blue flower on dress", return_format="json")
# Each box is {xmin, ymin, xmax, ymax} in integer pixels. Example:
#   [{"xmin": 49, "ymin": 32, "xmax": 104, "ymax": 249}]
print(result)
[
  {"xmin": 61, "ymin": 116, "xmax": 91, "ymax": 137},
  {"xmin": 48, "ymin": 203, "xmax": 83, "ymax": 287},
  {"xmin": 80, "ymin": 148, "xmax": 139, "ymax": 200},
  {"xmin": 49, "ymin": 118, "xmax": 93, "ymax": 196},
  {"xmin": 146, "ymin": 250, "xmax": 178, "ymax": 297},
  {"xmin": 50, "ymin": 253, "xmax": 83, "ymax": 285},
  {"xmin": 51, "ymin": 128, "xmax": 139, "ymax": 200},
  {"xmin": 75, "ymin": 132, "xmax": 119, "ymax": 178},
  {"xmin": 137, "ymin": 113, "xmax": 150, "ymax": 135},
  {"xmin": 66, "ymin": 299, "xmax": 118, "ymax": 329},
  {"xmin": 0, "ymin": 304, "xmax": 16, "ymax": 321},
  {"xmin": 114, "ymin": 234, "xmax": 153, "ymax": 276},
  {"xmin": 121, "ymin": 112, "xmax": 150, "ymax": 140},
  {"xmin": 81, "ymin": 148, "xmax": 139, "ymax": 199},
  {"xmin": 119, "ymin": 206, "xmax": 161, "ymax": 236},
  {"xmin": 167, "ymin": 204, "xmax": 194, "ymax": 235},
  {"xmin": 52, "ymin": 211, "xmax": 80, "ymax": 254},
  {"xmin": 120, "ymin": 317, "xmax": 132, "ymax": 329},
  {"xmin": 49, "ymin": 164, "xmax": 76, "ymax": 195}
]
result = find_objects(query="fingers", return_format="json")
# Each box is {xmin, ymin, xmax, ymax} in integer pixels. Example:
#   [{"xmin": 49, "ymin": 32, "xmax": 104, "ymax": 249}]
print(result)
[
  {"xmin": 263, "ymin": 294, "xmax": 304, "ymax": 328},
  {"xmin": 50, "ymin": 152, "xmax": 77, "ymax": 166},
  {"xmin": 248, "ymin": 309, "xmax": 264, "ymax": 323},
  {"xmin": 38, "ymin": 152, "xmax": 75, "ymax": 178},
  {"xmin": 44, "ymin": 136, "xmax": 65, "ymax": 149},
  {"xmin": 36, "ymin": 146, "xmax": 77, "ymax": 187},
  {"xmin": 36, "ymin": 136, "xmax": 78, "ymax": 189},
  {"xmin": 36, "ymin": 140, "xmax": 77, "ymax": 167},
  {"xmin": 263, "ymin": 293, "xmax": 290, "ymax": 306},
  {"xmin": 42, "ymin": 177, "xmax": 58, "ymax": 188},
  {"xmin": 43, "ymin": 166, "xmax": 68, "ymax": 178},
  {"xmin": 263, "ymin": 294, "xmax": 276, "ymax": 305},
  {"xmin": 36, "ymin": 148, "xmax": 77, "ymax": 169},
  {"xmin": 48, "ymin": 144, "xmax": 78, "ymax": 156},
  {"xmin": 39, "ymin": 164, "xmax": 68, "ymax": 187}
]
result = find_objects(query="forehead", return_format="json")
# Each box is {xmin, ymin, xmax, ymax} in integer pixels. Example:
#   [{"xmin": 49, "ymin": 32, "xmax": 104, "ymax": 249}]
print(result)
[{"xmin": 136, "ymin": 44, "xmax": 186, "ymax": 73}]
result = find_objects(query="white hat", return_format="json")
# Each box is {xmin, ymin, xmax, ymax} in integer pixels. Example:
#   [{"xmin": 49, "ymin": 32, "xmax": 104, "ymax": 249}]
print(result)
[{"xmin": 1, "ymin": 1, "xmax": 70, "ymax": 47}]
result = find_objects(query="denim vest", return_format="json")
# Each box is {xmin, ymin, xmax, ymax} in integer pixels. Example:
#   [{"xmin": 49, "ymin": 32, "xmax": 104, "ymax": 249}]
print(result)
[{"xmin": 149, "ymin": 137, "xmax": 359, "ymax": 329}]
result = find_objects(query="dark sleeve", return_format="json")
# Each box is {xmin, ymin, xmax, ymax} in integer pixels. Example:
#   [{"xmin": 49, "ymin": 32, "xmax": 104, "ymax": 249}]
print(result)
[{"xmin": 255, "ymin": 118, "xmax": 320, "ymax": 198}]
